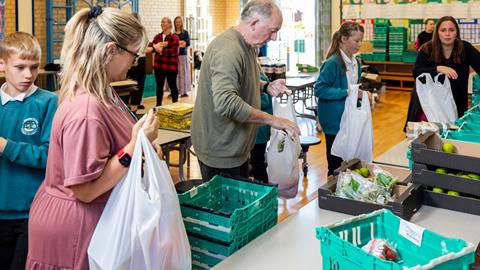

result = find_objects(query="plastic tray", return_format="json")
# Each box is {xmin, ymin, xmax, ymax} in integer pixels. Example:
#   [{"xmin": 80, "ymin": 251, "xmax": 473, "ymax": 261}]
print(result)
[
  {"xmin": 178, "ymin": 174, "xmax": 278, "ymax": 242},
  {"xmin": 442, "ymin": 131, "xmax": 480, "ymax": 144},
  {"xmin": 316, "ymin": 209, "xmax": 475, "ymax": 270}
]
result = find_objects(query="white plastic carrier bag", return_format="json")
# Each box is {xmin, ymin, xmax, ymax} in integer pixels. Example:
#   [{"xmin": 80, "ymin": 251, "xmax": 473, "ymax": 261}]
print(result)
[
  {"xmin": 88, "ymin": 129, "xmax": 191, "ymax": 270},
  {"xmin": 416, "ymin": 73, "xmax": 458, "ymax": 124},
  {"xmin": 331, "ymin": 85, "xmax": 373, "ymax": 163},
  {"xmin": 266, "ymin": 95, "xmax": 302, "ymax": 198}
]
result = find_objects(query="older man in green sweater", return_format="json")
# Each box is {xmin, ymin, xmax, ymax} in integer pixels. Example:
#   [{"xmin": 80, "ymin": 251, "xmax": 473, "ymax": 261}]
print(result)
[{"xmin": 192, "ymin": 0, "xmax": 300, "ymax": 181}]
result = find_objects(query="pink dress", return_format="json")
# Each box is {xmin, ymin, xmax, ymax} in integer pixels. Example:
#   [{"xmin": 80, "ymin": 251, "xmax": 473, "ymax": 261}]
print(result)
[{"xmin": 26, "ymin": 90, "xmax": 135, "ymax": 270}]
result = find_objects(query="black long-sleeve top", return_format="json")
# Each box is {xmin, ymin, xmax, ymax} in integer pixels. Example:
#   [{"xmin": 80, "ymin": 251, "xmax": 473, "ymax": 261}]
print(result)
[{"xmin": 412, "ymin": 41, "xmax": 480, "ymax": 116}]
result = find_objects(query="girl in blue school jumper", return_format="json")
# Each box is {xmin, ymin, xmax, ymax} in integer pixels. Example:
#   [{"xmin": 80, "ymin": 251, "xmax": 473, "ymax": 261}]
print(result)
[{"xmin": 314, "ymin": 22, "xmax": 365, "ymax": 176}]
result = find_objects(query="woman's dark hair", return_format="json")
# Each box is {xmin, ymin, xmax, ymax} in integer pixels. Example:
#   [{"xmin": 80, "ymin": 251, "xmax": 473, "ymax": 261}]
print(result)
[
  {"xmin": 326, "ymin": 21, "xmax": 364, "ymax": 73},
  {"xmin": 424, "ymin": 18, "xmax": 435, "ymax": 25},
  {"xmin": 421, "ymin": 16, "xmax": 464, "ymax": 64}
]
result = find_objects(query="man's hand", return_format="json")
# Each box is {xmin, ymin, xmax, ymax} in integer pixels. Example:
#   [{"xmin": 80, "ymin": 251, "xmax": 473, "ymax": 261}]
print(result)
[
  {"xmin": 179, "ymin": 41, "xmax": 187, "ymax": 48},
  {"xmin": 0, "ymin": 137, "xmax": 7, "ymax": 154},
  {"xmin": 266, "ymin": 79, "xmax": 292, "ymax": 97},
  {"xmin": 269, "ymin": 116, "xmax": 301, "ymax": 137}
]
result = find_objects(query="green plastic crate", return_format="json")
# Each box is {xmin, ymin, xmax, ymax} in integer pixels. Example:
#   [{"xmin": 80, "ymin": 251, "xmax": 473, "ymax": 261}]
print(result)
[
  {"xmin": 389, "ymin": 55, "xmax": 403, "ymax": 62},
  {"xmin": 374, "ymin": 27, "xmax": 389, "ymax": 34},
  {"xmin": 375, "ymin": 18, "xmax": 390, "ymax": 26},
  {"xmin": 178, "ymin": 175, "xmax": 278, "ymax": 242},
  {"xmin": 389, "ymin": 27, "xmax": 408, "ymax": 33},
  {"xmin": 442, "ymin": 131, "xmax": 480, "ymax": 144},
  {"xmin": 188, "ymin": 211, "xmax": 277, "ymax": 268},
  {"xmin": 373, "ymin": 54, "xmax": 387, "ymax": 61},
  {"xmin": 316, "ymin": 209, "xmax": 475, "ymax": 270},
  {"xmin": 403, "ymin": 54, "xmax": 417, "ymax": 63},
  {"xmin": 192, "ymin": 260, "xmax": 212, "ymax": 270},
  {"xmin": 191, "ymin": 248, "xmax": 225, "ymax": 267},
  {"xmin": 455, "ymin": 113, "xmax": 480, "ymax": 126},
  {"xmin": 360, "ymin": 53, "xmax": 374, "ymax": 61},
  {"xmin": 373, "ymin": 40, "xmax": 388, "ymax": 47}
]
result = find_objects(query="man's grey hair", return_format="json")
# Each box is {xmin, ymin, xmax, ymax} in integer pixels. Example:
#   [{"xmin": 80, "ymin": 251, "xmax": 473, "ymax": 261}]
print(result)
[{"xmin": 240, "ymin": 0, "xmax": 278, "ymax": 22}]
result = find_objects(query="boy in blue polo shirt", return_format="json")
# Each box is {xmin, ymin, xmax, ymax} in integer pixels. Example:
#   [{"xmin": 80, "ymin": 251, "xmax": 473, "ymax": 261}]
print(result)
[{"xmin": 0, "ymin": 32, "xmax": 57, "ymax": 269}]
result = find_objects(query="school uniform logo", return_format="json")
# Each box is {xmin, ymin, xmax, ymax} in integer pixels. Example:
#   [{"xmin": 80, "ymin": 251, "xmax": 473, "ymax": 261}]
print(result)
[{"xmin": 21, "ymin": 118, "xmax": 39, "ymax": 136}]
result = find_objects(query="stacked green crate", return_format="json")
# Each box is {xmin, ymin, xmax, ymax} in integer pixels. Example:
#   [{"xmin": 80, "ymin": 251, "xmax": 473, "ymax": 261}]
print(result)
[
  {"xmin": 373, "ymin": 19, "xmax": 390, "ymax": 61},
  {"xmin": 388, "ymin": 27, "xmax": 408, "ymax": 62},
  {"xmin": 178, "ymin": 175, "xmax": 279, "ymax": 269}
]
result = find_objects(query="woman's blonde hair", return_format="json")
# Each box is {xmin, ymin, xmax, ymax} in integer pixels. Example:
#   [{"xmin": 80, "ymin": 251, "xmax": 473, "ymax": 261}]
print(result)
[{"xmin": 59, "ymin": 7, "xmax": 147, "ymax": 105}]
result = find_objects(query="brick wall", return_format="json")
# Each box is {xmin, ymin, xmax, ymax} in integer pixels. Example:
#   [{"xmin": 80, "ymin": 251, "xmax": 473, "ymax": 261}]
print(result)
[
  {"xmin": 210, "ymin": 0, "xmax": 225, "ymax": 37},
  {"xmin": 225, "ymin": 0, "xmax": 240, "ymax": 30},
  {"xmin": 139, "ymin": 0, "xmax": 182, "ymax": 41},
  {"xmin": 5, "ymin": 0, "xmax": 15, "ymax": 34},
  {"xmin": 211, "ymin": 0, "xmax": 240, "ymax": 37},
  {"xmin": 34, "ymin": 0, "xmax": 46, "ymax": 65}
]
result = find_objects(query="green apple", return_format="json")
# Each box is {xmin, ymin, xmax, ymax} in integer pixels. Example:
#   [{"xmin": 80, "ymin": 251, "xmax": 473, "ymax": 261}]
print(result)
[
  {"xmin": 448, "ymin": 173, "xmax": 456, "ymax": 176},
  {"xmin": 468, "ymin": 173, "xmax": 480, "ymax": 180},
  {"xmin": 435, "ymin": 168, "xmax": 447, "ymax": 174},
  {"xmin": 456, "ymin": 171, "xmax": 465, "ymax": 176},
  {"xmin": 432, "ymin": 187, "xmax": 444, "ymax": 193},
  {"xmin": 447, "ymin": 190, "xmax": 460, "ymax": 196},
  {"xmin": 442, "ymin": 143, "xmax": 456, "ymax": 153},
  {"xmin": 460, "ymin": 175, "xmax": 471, "ymax": 179},
  {"xmin": 359, "ymin": 167, "xmax": 370, "ymax": 178},
  {"xmin": 354, "ymin": 168, "xmax": 362, "ymax": 175}
]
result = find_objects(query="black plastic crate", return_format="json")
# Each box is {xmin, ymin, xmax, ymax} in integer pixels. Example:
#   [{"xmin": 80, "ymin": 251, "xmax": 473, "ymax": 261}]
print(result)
[
  {"xmin": 411, "ymin": 132, "xmax": 480, "ymax": 175},
  {"xmin": 422, "ymin": 188, "xmax": 480, "ymax": 216},
  {"xmin": 412, "ymin": 163, "xmax": 480, "ymax": 197},
  {"xmin": 318, "ymin": 177, "xmax": 421, "ymax": 220}
]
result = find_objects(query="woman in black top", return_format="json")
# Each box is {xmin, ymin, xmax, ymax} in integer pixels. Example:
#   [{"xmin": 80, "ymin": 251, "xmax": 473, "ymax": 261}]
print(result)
[
  {"xmin": 406, "ymin": 16, "xmax": 480, "ymax": 125},
  {"xmin": 415, "ymin": 18, "xmax": 435, "ymax": 50},
  {"xmin": 174, "ymin": 16, "xmax": 191, "ymax": 97}
]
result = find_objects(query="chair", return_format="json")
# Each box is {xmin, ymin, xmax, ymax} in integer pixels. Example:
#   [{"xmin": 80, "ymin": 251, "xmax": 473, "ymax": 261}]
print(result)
[{"xmin": 299, "ymin": 136, "xmax": 321, "ymax": 176}]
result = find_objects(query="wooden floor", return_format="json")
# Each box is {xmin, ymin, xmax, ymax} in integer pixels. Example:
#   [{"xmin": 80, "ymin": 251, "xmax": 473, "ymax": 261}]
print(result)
[{"xmin": 140, "ymin": 89, "xmax": 412, "ymax": 222}]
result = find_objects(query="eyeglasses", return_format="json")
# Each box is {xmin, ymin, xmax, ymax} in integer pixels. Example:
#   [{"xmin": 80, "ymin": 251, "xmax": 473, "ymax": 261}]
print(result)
[{"xmin": 115, "ymin": 43, "xmax": 140, "ymax": 64}]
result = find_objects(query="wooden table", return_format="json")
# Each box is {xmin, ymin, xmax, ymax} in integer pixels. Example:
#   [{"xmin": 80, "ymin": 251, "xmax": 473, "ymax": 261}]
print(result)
[
  {"xmin": 285, "ymin": 74, "xmax": 318, "ymax": 120},
  {"xmin": 155, "ymin": 128, "xmax": 191, "ymax": 182},
  {"xmin": 364, "ymin": 61, "xmax": 415, "ymax": 91}
]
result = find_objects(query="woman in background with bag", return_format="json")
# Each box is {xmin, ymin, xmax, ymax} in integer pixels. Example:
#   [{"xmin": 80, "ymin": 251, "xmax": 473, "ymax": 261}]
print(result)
[
  {"xmin": 314, "ymin": 22, "xmax": 366, "ymax": 176},
  {"xmin": 26, "ymin": 6, "xmax": 159, "ymax": 269},
  {"xmin": 406, "ymin": 16, "xmax": 480, "ymax": 124}
]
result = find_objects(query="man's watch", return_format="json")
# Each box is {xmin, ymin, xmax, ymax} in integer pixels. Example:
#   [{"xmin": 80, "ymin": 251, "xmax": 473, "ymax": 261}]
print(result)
[{"xmin": 117, "ymin": 148, "xmax": 132, "ymax": 168}]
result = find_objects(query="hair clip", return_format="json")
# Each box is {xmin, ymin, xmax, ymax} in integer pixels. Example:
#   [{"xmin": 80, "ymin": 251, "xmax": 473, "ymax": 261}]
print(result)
[{"xmin": 88, "ymin": 5, "xmax": 103, "ymax": 19}]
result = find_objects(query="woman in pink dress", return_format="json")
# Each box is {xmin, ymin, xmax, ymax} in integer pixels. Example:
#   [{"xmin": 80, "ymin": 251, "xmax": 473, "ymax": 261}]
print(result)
[{"xmin": 26, "ymin": 6, "xmax": 159, "ymax": 269}]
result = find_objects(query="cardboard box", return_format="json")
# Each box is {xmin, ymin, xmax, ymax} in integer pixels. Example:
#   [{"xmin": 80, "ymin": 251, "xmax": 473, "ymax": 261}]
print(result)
[
  {"xmin": 412, "ymin": 163, "xmax": 480, "ymax": 197},
  {"xmin": 319, "ymin": 160, "xmax": 421, "ymax": 220},
  {"xmin": 411, "ymin": 132, "xmax": 480, "ymax": 174}
]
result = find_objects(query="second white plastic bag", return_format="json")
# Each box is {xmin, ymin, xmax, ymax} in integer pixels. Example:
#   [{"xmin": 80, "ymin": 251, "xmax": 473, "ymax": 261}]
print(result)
[
  {"xmin": 416, "ymin": 73, "xmax": 458, "ymax": 124},
  {"xmin": 267, "ymin": 96, "xmax": 302, "ymax": 198},
  {"xmin": 88, "ymin": 129, "xmax": 191, "ymax": 270},
  {"xmin": 331, "ymin": 85, "xmax": 373, "ymax": 163}
]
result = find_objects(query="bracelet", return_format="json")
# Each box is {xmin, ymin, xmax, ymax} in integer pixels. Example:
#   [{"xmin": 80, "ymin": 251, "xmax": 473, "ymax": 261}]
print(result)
[{"xmin": 262, "ymin": 82, "xmax": 270, "ymax": 93}]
